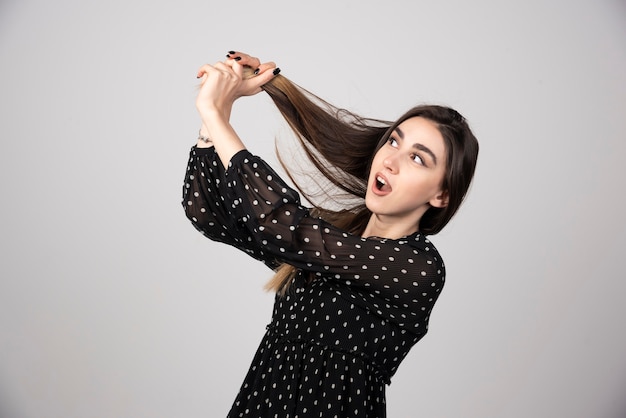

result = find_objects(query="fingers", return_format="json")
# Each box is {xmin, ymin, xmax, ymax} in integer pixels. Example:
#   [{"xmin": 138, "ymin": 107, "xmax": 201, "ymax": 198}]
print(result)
[
  {"xmin": 219, "ymin": 59, "xmax": 245, "ymax": 79},
  {"xmin": 197, "ymin": 61, "xmax": 239, "ymax": 82},
  {"xmin": 196, "ymin": 63, "xmax": 214, "ymax": 79},
  {"xmin": 255, "ymin": 61, "xmax": 277, "ymax": 76},
  {"xmin": 225, "ymin": 51, "xmax": 279, "ymax": 78},
  {"xmin": 226, "ymin": 51, "xmax": 261, "ymax": 71},
  {"xmin": 200, "ymin": 51, "xmax": 275, "ymax": 78},
  {"xmin": 194, "ymin": 53, "xmax": 280, "ymax": 98},
  {"xmin": 243, "ymin": 65, "xmax": 280, "ymax": 94}
]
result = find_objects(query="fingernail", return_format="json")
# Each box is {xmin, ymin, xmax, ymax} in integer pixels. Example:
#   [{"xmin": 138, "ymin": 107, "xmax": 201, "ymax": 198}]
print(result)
[
  {"xmin": 254, "ymin": 68, "xmax": 260, "ymax": 75},
  {"xmin": 196, "ymin": 75, "xmax": 201, "ymax": 79},
  {"xmin": 228, "ymin": 50, "xmax": 236, "ymax": 55},
  {"xmin": 234, "ymin": 57, "xmax": 241, "ymax": 61},
  {"xmin": 273, "ymin": 67, "xmax": 281, "ymax": 76},
  {"xmin": 226, "ymin": 54, "xmax": 231, "ymax": 58}
]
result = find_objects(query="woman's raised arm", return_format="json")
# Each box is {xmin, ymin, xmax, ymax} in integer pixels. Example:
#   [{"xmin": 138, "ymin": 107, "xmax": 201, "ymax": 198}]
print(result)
[{"xmin": 194, "ymin": 53, "xmax": 279, "ymax": 166}]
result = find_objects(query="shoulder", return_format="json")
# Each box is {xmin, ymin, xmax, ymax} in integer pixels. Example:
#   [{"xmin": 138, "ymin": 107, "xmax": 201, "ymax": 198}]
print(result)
[{"xmin": 403, "ymin": 233, "xmax": 446, "ymax": 275}]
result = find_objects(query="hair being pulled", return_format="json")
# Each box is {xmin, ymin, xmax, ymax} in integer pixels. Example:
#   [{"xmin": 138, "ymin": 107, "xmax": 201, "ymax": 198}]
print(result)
[
  {"xmin": 258, "ymin": 73, "xmax": 479, "ymax": 295},
  {"xmin": 262, "ymin": 75, "xmax": 388, "ymax": 210}
]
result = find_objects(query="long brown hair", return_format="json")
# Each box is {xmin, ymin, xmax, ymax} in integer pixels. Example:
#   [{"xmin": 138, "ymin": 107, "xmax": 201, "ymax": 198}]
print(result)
[{"xmin": 259, "ymin": 74, "xmax": 479, "ymax": 295}]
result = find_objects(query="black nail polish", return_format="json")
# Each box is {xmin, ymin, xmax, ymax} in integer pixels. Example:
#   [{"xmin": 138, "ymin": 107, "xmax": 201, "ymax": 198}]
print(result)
[
  {"xmin": 228, "ymin": 50, "xmax": 236, "ymax": 54},
  {"xmin": 226, "ymin": 54, "xmax": 231, "ymax": 58},
  {"xmin": 254, "ymin": 68, "xmax": 260, "ymax": 75},
  {"xmin": 234, "ymin": 57, "xmax": 241, "ymax": 61},
  {"xmin": 273, "ymin": 67, "xmax": 281, "ymax": 76}
]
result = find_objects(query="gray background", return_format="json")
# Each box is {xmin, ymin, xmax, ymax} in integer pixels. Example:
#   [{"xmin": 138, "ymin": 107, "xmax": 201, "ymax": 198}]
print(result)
[{"xmin": 1, "ymin": 0, "xmax": 625, "ymax": 417}]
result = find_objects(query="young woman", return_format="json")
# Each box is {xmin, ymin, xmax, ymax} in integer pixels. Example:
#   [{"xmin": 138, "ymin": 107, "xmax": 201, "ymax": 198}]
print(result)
[{"xmin": 183, "ymin": 51, "xmax": 479, "ymax": 417}]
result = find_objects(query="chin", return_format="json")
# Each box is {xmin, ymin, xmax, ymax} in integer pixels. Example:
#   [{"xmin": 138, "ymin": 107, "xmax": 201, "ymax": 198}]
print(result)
[
  {"xmin": 364, "ymin": 196, "xmax": 383, "ymax": 216},
  {"xmin": 364, "ymin": 194, "xmax": 374, "ymax": 211}
]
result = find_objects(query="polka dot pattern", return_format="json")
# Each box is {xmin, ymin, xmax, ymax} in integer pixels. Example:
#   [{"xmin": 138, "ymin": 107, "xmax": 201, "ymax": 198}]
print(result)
[{"xmin": 183, "ymin": 147, "xmax": 446, "ymax": 417}]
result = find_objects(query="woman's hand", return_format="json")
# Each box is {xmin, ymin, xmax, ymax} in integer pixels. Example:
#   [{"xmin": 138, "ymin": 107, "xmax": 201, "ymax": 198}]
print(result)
[
  {"xmin": 195, "ymin": 51, "xmax": 278, "ymax": 120},
  {"xmin": 225, "ymin": 51, "xmax": 278, "ymax": 85},
  {"xmin": 194, "ymin": 52, "xmax": 279, "ymax": 163}
]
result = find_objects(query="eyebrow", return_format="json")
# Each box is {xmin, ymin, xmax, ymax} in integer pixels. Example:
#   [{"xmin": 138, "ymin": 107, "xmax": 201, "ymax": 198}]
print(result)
[{"xmin": 395, "ymin": 127, "xmax": 438, "ymax": 165}]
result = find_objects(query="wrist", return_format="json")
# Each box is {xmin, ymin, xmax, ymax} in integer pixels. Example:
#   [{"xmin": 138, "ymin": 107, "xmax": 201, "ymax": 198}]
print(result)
[
  {"xmin": 197, "ymin": 109, "xmax": 234, "ymax": 148},
  {"xmin": 197, "ymin": 102, "xmax": 232, "ymax": 122},
  {"xmin": 199, "ymin": 108, "xmax": 230, "ymax": 135}
]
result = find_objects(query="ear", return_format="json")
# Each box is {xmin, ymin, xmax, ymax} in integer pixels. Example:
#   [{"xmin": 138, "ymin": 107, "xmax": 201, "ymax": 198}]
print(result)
[{"xmin": 429, "ymin": 189, "xmax": 449, "ymax": 208}]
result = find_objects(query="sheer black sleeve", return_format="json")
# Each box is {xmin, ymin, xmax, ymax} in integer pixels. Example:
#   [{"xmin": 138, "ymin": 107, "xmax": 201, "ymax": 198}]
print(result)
[
  {"xmin": 182, "ymin": 146, "xmax": 279, "ymax": 270},
  {"xmin": 224, "ymin": 150, "xmax": 446, "ymax": 332}
]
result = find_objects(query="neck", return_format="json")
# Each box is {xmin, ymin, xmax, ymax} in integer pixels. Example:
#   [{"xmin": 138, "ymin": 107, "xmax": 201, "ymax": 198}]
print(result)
[{"xmin": 362, "ymin": 214, "xmax": 419, "ymax": 240}]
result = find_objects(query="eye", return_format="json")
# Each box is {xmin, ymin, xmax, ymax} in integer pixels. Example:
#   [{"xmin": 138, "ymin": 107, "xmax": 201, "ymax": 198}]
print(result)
[
  {"xmin": 411, "ymin": 153, "xmax": 425, "ymax": 166},
  {"xmin": 387, "ymin": 137, "xmax": 399, "ymax": 148}
]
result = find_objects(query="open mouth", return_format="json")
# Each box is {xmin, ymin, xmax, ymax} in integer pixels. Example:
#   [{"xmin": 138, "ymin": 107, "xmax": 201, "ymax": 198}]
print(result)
[{"xmin": 374, "ymin": 175, "xmax": 391, "ymax": 193}]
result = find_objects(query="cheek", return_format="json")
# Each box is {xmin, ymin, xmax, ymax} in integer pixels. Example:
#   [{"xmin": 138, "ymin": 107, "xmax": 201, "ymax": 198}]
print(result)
[
  {"xmin": 372, "ymin": 149, "xmax": 385, "ymax": 163},
  {"xmin": 434, "ymin": 167, "xmax": 447, "ymax": 190},
  {"xmin": 409, "ymin": 174, "xmax": 442, "ymax": 196},
  {"xmin": 369, "ymin": 151, "xmax": 384, "ymax": 173}
]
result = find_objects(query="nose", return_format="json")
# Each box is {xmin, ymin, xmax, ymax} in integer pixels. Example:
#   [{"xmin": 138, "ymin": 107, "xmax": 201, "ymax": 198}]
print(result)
[{"xmin": 383, "ymin": 153, "xmax": 399, "ymax": 173}]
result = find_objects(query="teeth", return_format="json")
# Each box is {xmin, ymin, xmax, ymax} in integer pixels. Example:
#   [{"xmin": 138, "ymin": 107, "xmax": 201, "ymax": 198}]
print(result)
[{"xmin": 376, "ymin": 175, "xmax": 386, "ymax": 185}]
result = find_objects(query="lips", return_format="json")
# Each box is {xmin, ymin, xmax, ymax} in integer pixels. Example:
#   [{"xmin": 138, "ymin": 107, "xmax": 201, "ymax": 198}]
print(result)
[{"xmin": 372, "ymin": 173, "xmax": 391, "ymax": 196}]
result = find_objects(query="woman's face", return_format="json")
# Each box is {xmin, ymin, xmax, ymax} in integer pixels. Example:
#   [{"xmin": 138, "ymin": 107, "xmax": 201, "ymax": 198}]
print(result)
[{"xmin": 365, "ymin": 116, "xmax": 448, "ymax": 231}]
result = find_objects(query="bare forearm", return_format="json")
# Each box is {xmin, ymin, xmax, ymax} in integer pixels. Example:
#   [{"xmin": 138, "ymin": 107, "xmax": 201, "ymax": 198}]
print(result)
[
  {"xmin": 198, "ymin": 108, "xmax": 246, "ymax": 167},
  {"xmin": 196, "ymin": 106, "xmax": 231, "ymax": 149}
]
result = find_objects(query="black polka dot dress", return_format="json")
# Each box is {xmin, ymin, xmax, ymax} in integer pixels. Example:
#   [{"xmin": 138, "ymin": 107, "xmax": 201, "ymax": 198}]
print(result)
[{"xmin": 183, "ymin": 146, "xmax": 446, "ymax": 417}]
